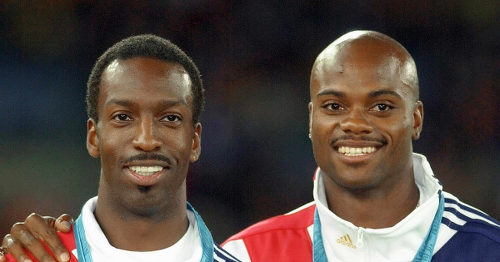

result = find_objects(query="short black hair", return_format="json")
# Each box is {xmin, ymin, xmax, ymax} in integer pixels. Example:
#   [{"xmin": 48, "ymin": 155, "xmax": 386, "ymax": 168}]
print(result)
[{"xmin": 86, "ymin": 34, "xmax": 204, "ymax": 123}]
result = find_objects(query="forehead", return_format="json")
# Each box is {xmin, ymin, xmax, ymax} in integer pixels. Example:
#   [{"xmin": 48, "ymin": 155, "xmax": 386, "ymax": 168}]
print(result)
[
  {"xmin": 99, "ymin": 57, "xmax": 193, "ymax": 106},
  {"xmin": 311, "ymin": 38, "xmax": 416, "ymax": 99}
]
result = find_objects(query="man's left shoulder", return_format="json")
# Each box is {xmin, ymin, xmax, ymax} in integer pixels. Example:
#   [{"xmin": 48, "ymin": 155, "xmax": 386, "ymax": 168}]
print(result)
[
  {"xmin": 441, "ymin": 191, "xmax": 500, "ymax": 234},
  {"xmin": 433, "ymin": 192, "xmax": 500, "ymax": 261}
]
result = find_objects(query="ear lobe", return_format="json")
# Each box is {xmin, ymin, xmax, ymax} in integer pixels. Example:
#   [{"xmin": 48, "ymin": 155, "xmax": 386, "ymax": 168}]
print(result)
[
  {"xmin": 87, "ymin": 118, "xmax": 100, "ymax": 158},
  {"xmin": 412, "ymin": 101, "xmax": 424, "ymax": 140},
  {"xmin": 190, "ymin": 123, "xmax": 202, "ymax": 162}
]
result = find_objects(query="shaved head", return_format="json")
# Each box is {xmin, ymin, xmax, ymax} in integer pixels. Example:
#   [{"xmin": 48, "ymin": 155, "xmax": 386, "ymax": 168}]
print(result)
[{"xmin": 311, "ymin": 30, "xmax": 419, "ymax": 101}]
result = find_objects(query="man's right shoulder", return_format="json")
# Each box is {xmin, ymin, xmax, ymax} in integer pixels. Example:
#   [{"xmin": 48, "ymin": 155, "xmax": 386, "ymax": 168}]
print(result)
[
  {"xmin": 6, "ymin": 230, "xmax": 78, "ymax": 262},
  {"xmin": 222, "ymin": 202, "xmax": 316, "ymax": 262}
]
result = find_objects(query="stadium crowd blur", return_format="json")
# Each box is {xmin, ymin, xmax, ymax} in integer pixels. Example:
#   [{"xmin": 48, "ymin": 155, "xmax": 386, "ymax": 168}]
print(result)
[{"xmin": 0, "ymin": 1, "xmax": 498, "ymax": 242}]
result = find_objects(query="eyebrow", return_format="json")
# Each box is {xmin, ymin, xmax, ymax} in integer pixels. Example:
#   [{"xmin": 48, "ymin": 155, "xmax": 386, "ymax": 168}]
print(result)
[
  {"xmin": 317, "ymin": 90, "xmax": 345, "ymax": 98},
  {"xmin": 368, "ymin": 90, "xmax": 402, "ymax": 99},
  {"xmin": 106, "ymin": 98, "xmax": 188, "ymax": 108},
  {"xmin": 316, "ymin": 89, "xmax": 403, "ymax": 99},
  {"xmin": 106, "ymin": 99, "xmax": 134, "ymax": 108}
]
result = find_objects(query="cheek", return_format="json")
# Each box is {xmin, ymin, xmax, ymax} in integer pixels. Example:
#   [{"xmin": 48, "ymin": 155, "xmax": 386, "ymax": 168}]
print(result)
[
  {"xmin": 385, "ymin": 120, "xmax": 414, "ymax": 154},
  {"xmin": 312, "ymin": 113, "xmax": 337, "ymax": 136},
  {"xmin": 98, "ymin": 130, "xmax": 130, "ymax": 167},
  {"xmin": 381, "ymin": 111, "xmax": 413, "ymax": 139},
  {"xmin": 311, "ymin": 116, "xmax": 337, "ymax": 157},
  {"xmin": 166, "ymin": 131, "xmax": 193, "ymax": 157},
  {"xmin": 99, "ymin": 141, "xmax": 119, "ymax": 169}
]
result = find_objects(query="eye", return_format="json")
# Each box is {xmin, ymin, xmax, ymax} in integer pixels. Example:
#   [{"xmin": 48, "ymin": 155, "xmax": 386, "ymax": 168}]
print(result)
[
  {"xmin": 370, "ymin": 103, "xmax": 394, "ymax": 112},
  {"xmin": 323, "ymin": 102, "xmax": 344, "ymax": 111},
  {"xmin": 162, "ymin": 114, "xmax": 182, "ymax": 122},
  {"xmin": 113, "ymin": 113, "xmax": 132, "ymax": 121}
]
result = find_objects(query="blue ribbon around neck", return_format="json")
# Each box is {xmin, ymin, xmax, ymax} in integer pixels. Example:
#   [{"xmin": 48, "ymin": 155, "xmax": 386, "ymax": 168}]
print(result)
[
  {"xmin": 313, "ymin": 191, "xmax": 444, "ymax": 262},
  {"xmin": 74, "ymin": 202, "xmax": 214, "ymax": 262}
]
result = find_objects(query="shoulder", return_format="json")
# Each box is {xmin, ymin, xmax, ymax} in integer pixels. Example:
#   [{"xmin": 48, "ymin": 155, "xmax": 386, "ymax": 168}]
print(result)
[
  {"xmin": 222, "ymin": 202, "xmax": 315, "ymax": 262},
  {"xmin": 213, "ymin": 244, "xmax": 241, "ymax": 261},
  {"xmin": 441, "ymin": 191, "xmax": 500, "ymax": 235},
  {"xmin": 433, "ymin": 192, "xmax": 500, "ymax": 261},
  {"xmin": 224, "ymin": 202, "xmax": 316, "ymax": 244}
]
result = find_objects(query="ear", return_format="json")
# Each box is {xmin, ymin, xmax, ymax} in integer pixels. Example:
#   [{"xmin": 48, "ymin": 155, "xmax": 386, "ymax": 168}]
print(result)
[
  {"xmin": 190, "ymin": 122, "xmax": 202, "ymax": 163},
  {"xmin": 87, "ymin": 118, "xmax": 100, "ymax": 158},
  {"xmin": 308, "ymin": 102, "xmax": 313, "ymax": 138},
  {"xmin": 412, "ymin": 101, "xmax": 424, "ymax": 140}
]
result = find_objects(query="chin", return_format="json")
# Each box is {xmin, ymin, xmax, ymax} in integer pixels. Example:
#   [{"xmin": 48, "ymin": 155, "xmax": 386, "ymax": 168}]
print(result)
[
  {"xmin": 121, "ymin": 188, "xmax": 165, "ymax": 209},
  {"xmin": 125, "ymin": 198, "xmax": 168, "ymax": 218},
  {"xmin": 326, "ymin": 169, "xmax": 381, "ymax": 192},
  {"xmin": 339, "ymin": 179, "xmax": 379, "ymax": 192}
]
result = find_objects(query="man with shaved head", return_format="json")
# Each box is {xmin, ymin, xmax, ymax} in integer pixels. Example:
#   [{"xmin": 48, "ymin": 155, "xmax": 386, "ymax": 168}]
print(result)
[
  {"xmin": 2, "ymin": 31, "xmax": 500, "ymax": 261},
  {"xmin": 221, "ymin": 31, "xmax": 500, "ymax": 261}
]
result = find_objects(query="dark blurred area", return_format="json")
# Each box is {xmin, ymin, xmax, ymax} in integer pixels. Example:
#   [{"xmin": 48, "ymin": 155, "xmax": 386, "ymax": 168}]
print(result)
[{"xmin": 0, "ymin": 0, "xmax": 498, "ymax": 243}]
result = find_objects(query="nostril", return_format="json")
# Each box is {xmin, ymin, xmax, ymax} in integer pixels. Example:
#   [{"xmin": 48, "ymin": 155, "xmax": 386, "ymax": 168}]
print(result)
[{"xmin": 339, "ymin": 116, "xmax": 373, "ymax": 134}]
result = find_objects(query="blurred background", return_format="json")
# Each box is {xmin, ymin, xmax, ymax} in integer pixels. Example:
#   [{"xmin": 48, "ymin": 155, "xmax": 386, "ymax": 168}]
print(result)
[{"xmin": 0, "ymin": 0, "xmax": 498, "ymax": 243}]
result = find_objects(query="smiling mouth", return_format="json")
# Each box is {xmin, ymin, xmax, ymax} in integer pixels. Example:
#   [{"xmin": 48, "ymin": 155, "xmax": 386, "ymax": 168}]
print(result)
[
  {"xmin": 129, "ymin": 166, "xmax": 164, "ymax": 176},
  {"xmin": 337, "ymin": 146, "xmax": 377, "ymax": 156}
]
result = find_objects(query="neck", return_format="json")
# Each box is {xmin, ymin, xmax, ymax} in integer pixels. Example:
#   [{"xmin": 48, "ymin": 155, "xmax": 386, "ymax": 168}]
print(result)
[
  {"xmin": 323, "ymin": 170, "xmax": 419, "ymax": 229},
  {"xmin": 94, "ymin": 190, "xmax": 189, "ymax": 251}
]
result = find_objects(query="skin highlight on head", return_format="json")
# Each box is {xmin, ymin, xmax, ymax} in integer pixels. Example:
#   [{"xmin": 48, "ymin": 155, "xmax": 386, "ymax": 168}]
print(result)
[
  {"xmin": 308, "ymin": 30, "xmax": 423, "ymax": 228},
  {"xmin": 312, "ymin": 31, "xmax": 419, "ymax": 102}
]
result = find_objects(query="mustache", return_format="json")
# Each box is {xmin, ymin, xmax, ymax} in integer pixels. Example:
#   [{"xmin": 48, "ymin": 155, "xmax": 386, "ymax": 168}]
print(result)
[
  {"xmin": 123, "ymin": 153, "xmax": 173, "ymax": 166},
  {"xmin": 330, "ymin": 135, "xmax": 387, "ymax": 146}
]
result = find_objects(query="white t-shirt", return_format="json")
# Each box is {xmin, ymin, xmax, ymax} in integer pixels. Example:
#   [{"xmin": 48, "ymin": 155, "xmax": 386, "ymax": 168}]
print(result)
[{"xmin": 80, "ymin": 197, "xmax": 203, "ymax": 262}]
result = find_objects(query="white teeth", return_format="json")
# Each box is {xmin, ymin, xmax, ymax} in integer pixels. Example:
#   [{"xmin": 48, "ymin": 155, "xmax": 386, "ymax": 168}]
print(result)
[
  {"xmin": 338, "ymin": 146, "xmax": 376, "ymax": 156},
  {"xmin": 129, "ymin": 166, "xmax": 163, "ymax": 176}
]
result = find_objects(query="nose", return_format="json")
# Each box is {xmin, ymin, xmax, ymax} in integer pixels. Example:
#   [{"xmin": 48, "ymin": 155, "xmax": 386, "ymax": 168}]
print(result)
[
  {"xmin": 339, "ymin": 108, "xmax": 374, "ymax": 134},
  {"xmin": 132, "ymin": 116, "xmax": 162, "ymax": 152}
]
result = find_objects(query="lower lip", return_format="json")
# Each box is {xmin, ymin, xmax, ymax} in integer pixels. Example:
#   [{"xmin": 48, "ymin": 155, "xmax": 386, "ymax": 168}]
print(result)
[{"xmin": 126, "ymin": 168, "xmax": 165, "ymax": 186}]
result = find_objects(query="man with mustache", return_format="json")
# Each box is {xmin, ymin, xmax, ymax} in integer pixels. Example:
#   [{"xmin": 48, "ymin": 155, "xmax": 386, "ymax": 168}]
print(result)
[
  {"xmin": 2, "ymin": 31, "xmax": 500, "ymax": 261},
  {"xmin": 221, "ymin": 31, "xmax": 500, "ymax": 261},
  {"xmin": 0, "ymin": 34, "xmax": 238, "ymax": 262}
]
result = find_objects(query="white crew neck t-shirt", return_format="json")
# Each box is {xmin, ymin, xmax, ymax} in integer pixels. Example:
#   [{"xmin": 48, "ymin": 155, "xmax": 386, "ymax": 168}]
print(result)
[{"xmin": 79, "ymin": 197, "xmax": 203, "ymax": 262}]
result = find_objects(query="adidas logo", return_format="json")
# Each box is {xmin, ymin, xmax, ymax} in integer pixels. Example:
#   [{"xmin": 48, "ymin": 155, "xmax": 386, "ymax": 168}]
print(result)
[{"xmin": 337, "ymin": 234, "xmax": 356, "ymax": 249}]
